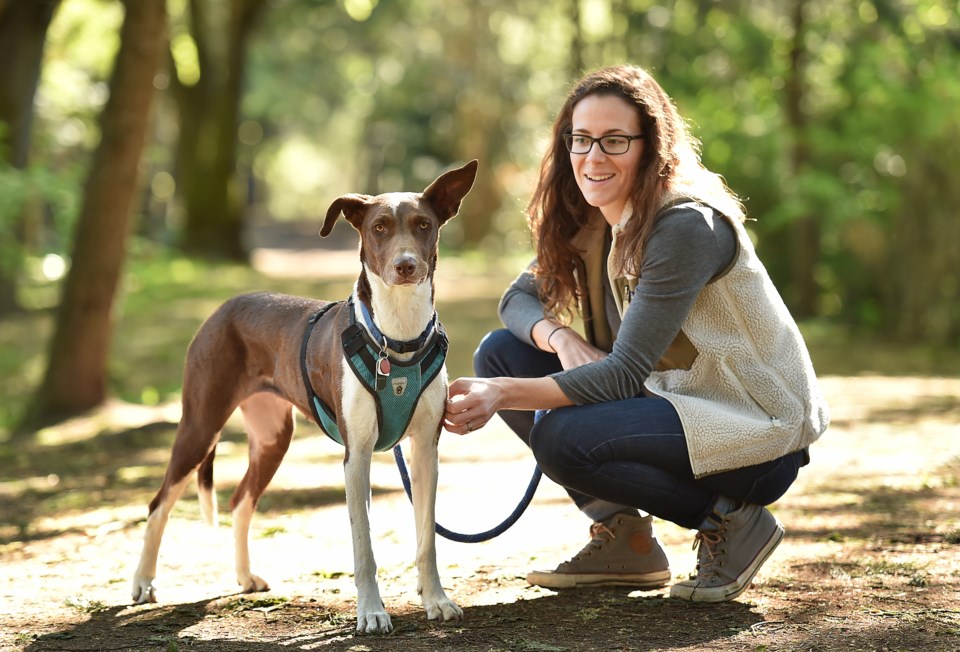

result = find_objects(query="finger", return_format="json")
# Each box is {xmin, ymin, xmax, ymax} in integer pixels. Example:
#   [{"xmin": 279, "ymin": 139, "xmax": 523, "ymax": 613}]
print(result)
[
  {"xmin": 443, "ymin": 421, "xmax": 471, "ymax": 436},
  {"xmin": 447, "ymin": 377, "xmax": 476, "ymax": 395}
]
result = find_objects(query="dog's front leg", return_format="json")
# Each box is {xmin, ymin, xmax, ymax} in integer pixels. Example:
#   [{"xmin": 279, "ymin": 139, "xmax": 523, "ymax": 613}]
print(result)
[
  {"xmin": 344, "ymin": 443, "xmax": 392, "ymax": 634},
  {"xmin": 408, "ymin": 393, "xmax": 463, "ymax": 623}
]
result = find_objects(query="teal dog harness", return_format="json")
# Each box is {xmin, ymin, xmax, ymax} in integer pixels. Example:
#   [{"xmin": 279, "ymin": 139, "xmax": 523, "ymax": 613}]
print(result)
[{"xmin": 299, "ymin": 296, "xmax": 448, "ymax": 452}]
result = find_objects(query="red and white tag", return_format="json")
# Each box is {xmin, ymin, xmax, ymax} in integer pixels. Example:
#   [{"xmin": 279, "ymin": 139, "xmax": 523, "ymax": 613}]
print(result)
[{"xmin": 377, "ymin": 357, "xmax": 391, "ymax": 376}]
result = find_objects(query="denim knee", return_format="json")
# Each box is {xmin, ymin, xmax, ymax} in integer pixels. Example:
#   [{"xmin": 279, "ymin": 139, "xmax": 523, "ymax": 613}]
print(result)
[
  {"xmin": 473, "ymin": 328, "xmax": 562, "ymax": 379},
  {"xmin": 529, "ymin": 409, "xmax": 586, "ymax": 487},
  {"xmin": 473, "ymin": 329, "xmax": 518, "ymax": 377},
  {"xmin": 743, "ymin": 450, "xmax": 803, "ymax": 505}
]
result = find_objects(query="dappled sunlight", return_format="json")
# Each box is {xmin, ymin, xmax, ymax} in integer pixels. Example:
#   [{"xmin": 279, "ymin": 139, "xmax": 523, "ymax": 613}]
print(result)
[
  {"xmin": 1, "ymin": 374, "xmax": 959, "ymax": 649},
  {"xmin": 33, "ymin": 399, "xmax": 181, "ymax": 448}
]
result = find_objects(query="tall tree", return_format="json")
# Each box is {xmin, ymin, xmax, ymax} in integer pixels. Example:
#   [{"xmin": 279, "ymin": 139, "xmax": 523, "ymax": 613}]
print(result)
[
  {"xmin": 170, "ymin": 0, "xmax": 266, "ymax": 261},
  {"xmin": 23, "ymin": 0, "xmax": 167, "ymax": 428},
  {"xmin": 783, "ymin": 0, "xmax": 819, "ymax": 317},
  {"xmin": 0, "ymin": 0, "xmax": 61, "ymax": 317}
]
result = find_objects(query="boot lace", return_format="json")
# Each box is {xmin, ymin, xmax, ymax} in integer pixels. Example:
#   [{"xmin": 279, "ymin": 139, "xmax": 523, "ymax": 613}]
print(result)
[
  {"xmin": 568, "ymin": 522, "xmax": 616, "ymax": 562},
  {"xmin": 690, "ymin": 529, "xmax": 725, "ymax": 580}
]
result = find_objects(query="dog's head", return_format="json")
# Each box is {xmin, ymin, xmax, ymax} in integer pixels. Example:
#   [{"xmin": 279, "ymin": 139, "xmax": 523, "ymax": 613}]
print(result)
[{"xmin": 321, "ymin": 160, "xmax": 478, "ymax": 287}]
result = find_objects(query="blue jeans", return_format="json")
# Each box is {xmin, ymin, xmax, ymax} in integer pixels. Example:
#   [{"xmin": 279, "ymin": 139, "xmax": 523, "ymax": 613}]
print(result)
[{"xmin": 474, "ymin": 329, "xmax": 804, "ymax": 529}]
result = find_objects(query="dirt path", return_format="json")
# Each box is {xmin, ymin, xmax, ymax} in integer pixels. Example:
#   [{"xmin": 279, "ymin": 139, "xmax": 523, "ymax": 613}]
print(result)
[{"xmin": 2, "ymin": 375, "xmax": 959, "ymax": 651}]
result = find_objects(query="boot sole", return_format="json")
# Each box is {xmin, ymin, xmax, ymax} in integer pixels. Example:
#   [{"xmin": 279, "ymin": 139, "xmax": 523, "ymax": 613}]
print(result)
[
  {"xmin": 527, "ymin": 568, "xmax": 672, "ymax": 590},
  {"xmin": 670, "ymin": 521, "xmax": 784, "ymax": 603}
]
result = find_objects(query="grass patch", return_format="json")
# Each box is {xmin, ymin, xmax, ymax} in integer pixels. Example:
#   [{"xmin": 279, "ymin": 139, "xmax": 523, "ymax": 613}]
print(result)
[
  {"xmin": 259, "ymin": 525, "xmax": 287, "ymax": 538},
  {"xmin": 799, "ymin": 319, "xmax": 960, "ymax": 377},
  {"xmin": 64, "ymin": 596, "xmax": 109, "ymax": 614}
]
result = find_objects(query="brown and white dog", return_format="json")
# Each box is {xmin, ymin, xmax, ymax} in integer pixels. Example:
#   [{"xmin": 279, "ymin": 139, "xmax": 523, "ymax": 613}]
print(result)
[{"xmin": 131, "ymin": 160, "xmax": 478, "ymax": 633}]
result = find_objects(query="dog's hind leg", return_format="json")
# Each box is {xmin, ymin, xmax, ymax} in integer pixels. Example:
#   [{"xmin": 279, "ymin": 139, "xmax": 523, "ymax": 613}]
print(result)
[
  {"xmin": 132, "ymin": 413, "xmax": 228, "ymax": 603},
  {"xmin": 131, "ymin": 468, "xmax": 193, "ymax": 604},
  {"xmin": 197, "ymin": 448, "xmax": 218, "ymax": 526},
  {"xmin": 132, "ymin": 334, "xmax": 244, "ymax": 604},
  {"xmin": 407, "ymin": 380, "xmax": 463, "ymax": 623},
  {"xmin": 230, "ymin": 392, "xmax": 295, "ymax": 593}
]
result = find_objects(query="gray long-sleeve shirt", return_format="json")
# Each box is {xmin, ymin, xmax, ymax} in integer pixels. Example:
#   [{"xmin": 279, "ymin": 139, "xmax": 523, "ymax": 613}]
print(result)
[{"xmin": 498, "ymin": 205, "xmax": 737, "ymax": 405}]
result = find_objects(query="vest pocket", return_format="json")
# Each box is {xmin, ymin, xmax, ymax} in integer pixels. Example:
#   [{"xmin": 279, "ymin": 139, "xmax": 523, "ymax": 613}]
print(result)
[{"xmin": 741, "ymin": 381, "xmax": 781, "ymax": 426}]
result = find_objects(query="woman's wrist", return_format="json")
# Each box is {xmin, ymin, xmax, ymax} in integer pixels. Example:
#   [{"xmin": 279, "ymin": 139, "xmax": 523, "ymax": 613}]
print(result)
[{"xmin": 546, "ymin": 325, "xmax": 569, "ymax": 353}]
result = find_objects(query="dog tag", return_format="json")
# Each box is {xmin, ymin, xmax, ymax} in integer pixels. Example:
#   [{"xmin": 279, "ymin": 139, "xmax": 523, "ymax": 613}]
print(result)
[{"xmin": 376, "ymin": 353, "xmax": 390, "ymax": 391}]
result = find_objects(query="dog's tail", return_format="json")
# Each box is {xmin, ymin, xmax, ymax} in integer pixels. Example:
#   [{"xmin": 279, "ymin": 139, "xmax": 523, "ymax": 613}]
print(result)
[{"xmin": 197, "ymin": 449, "xmax": 218, "ymax": 526}]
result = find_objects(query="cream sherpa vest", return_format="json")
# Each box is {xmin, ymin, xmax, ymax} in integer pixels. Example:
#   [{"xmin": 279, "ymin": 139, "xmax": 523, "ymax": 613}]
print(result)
[
  {"xmin": 608, "ymin": 202, "xmax": 829, "ymax": 477},
  {"xmin": 610, "ymin": 203, "xmax": 829, "ymax": 478}
]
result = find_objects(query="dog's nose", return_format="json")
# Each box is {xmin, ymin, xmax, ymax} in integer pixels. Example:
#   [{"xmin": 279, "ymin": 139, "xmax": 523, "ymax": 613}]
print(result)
[{"xmin": 394, "ymin": 255, "xmax": 418, "ymax": 278}]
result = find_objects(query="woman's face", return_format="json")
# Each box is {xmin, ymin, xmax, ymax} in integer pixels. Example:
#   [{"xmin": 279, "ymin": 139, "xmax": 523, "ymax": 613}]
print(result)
[{"xmin": 569, "ymin": 94, "xmax": 644, "ymax": 226}]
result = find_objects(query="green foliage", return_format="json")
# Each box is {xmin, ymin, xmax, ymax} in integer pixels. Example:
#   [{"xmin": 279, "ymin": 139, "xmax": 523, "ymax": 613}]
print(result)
[
  {"xmin": 0, "ymin": 161, "xmax": 81, "ymax": 276},
  {"xmin": 10, "ymin": 0, "xmax": 960, "ymax": 388}
]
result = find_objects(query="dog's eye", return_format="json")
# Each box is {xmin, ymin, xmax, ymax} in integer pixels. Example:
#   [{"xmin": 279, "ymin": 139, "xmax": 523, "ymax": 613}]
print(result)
[
  {"xmin": 373, "ymin": 223, "xmax": 386, "ymax": 233},
  {"xmin": 418, "ymin": 220, "xmax": 430, "ymax": 231}
]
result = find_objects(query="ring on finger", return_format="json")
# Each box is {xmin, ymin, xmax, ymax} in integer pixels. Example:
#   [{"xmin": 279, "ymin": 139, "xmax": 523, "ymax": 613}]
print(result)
[{"xmin": 466, "ymin": 420, "xmax": 473, "ymax": 433}]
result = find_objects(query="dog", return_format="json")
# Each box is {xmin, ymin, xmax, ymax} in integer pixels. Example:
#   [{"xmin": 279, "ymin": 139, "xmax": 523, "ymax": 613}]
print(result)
[{"xmin": 131, "ymin": 160, "xmax": 478, "ymax": 634}]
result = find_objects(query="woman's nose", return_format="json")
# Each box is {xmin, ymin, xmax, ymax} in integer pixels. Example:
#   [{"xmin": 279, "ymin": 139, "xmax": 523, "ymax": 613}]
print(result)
[{"xmin": 586, "ymin": 142, "xmax": 607, "ymax": 162}]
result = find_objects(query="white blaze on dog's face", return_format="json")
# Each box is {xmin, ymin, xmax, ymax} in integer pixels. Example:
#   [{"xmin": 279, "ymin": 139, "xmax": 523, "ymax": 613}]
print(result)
[{"xmin": 357, "ymin": 193, "xmax": 439, "ymax": 287}]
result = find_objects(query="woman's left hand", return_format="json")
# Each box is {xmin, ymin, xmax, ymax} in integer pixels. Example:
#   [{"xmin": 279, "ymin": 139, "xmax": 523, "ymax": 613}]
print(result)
[{"xmin": 444, "ymin": 377, "xmax": 502, "ymax": 435}]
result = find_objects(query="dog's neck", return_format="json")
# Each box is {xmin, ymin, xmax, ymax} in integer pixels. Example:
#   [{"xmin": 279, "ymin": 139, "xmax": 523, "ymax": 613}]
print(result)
[{"xmin": 355, "ymin": 267, "xmax": 435, "ymax": 351}]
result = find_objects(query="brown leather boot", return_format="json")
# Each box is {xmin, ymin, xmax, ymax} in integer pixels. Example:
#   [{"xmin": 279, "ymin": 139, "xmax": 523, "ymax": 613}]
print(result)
[{"xmin": 526, "ymin": 513, "xmax": 671, "ymax": 589}]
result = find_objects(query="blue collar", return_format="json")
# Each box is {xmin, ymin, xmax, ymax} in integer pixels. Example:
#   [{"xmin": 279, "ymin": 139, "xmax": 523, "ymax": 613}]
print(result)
[{"xmin": 358, "ymin": 298, "xmax": 437, "ymax": 354}]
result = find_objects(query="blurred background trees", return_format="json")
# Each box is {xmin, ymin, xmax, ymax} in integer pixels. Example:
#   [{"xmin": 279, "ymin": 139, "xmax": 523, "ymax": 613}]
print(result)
[{"xmin": 1, "ymin": 0, "xmax": 958, "ymax": 425}]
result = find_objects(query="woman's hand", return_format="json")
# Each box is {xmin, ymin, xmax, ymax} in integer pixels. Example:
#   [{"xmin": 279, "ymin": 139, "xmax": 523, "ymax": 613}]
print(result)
[
  {"xmin": 444, "ymin": 377, "xmax": 502, "ymax": 435},
  {"xmin": 444, "ymin": 375, "xmax": 573, "ymax": 435}
]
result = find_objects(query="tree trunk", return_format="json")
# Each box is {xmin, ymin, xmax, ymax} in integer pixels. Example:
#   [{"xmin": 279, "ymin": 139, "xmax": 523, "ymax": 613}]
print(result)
[
  {"xmin": 569, "ymin": 0, "xmax": 584, "ymax": 78},
  {"xmin": 783, "ymin": 0, "xmax": 819, "ymax": 318},
  {"xmin": 0, "ymin": 0, "xmax": 60, "ymax": 317},
  {"xmin": 173, "ymin": 0, "xmax": 265, "ymax": 261},
  {"xmin": 23, "ymin": 0, "xmax": 167, "ymax": 429}
]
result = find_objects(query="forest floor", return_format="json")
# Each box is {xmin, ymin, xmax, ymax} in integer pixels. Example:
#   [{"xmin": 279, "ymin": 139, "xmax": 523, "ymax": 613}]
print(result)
[
  {"xmin": 2, "ymin": 236, "xmax": 959, "ymax": 651},
  {"xmin": 1, "ymin": 375, "xmax": 959, "ymax": 651}
]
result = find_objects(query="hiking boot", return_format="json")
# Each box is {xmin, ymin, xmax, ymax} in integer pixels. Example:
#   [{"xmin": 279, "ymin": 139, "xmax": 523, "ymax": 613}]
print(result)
[
  {"xmin": 526, "ymin": 513, "xmax": 671, "ymax": 589},
  {"xmin": 669, "ymin": 503, "xmax": 784, "ymax": 603}
]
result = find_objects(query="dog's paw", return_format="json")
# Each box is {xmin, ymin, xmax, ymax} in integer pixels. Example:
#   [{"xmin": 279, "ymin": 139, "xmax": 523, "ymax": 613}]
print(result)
[
  {"xmin": 238, "ymin": 572, "xmax": 270, "ymax": 593},
  {"xmin": 131, "ymin": 577, "xmax": 157, "ymax": 604},
  {"xmin": 424, "ymin": 596, "xmax": 463, "ymax": 623},
  {"xmin": 356, "ymin": 610, "xmax": 393, "ymax": 634}
]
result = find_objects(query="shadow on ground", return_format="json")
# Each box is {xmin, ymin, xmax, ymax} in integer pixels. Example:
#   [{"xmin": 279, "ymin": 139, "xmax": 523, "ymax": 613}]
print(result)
[{"xmin": 23, "ymin": 590, "xmax": 764, "ymax": 652}]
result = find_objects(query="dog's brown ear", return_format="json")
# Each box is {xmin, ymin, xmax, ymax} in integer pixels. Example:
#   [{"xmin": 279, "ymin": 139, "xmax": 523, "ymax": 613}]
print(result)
[
  {"xmin": 422, "ymin": 159, "xmax": 479, "ymax": 224},
  {"xmin": 321, "ymin": 193, "xmax": 373, "ymax": 236}
]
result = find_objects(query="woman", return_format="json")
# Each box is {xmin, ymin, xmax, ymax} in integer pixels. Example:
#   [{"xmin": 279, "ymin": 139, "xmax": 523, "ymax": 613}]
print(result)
[{"xmin": 443, "ymin": 64, "xmax": 829, "ymax": 602}]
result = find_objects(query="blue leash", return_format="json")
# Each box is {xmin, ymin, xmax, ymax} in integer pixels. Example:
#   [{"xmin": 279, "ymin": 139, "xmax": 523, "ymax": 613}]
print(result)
[{"xmin": 392, "ymin": 444, "xmax": 542, "ymax": 543}]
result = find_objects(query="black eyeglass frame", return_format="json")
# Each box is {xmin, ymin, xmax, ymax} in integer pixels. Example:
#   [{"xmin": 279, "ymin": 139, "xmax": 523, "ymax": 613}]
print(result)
[{"xmin": 562, "ymin": 133, "xmax": 645, "ymax": 155}]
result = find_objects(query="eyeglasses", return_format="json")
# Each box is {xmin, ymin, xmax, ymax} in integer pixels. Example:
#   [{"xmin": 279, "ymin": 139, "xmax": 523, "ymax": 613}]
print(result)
[{"xmin": 563, "ymin": 133, "xmax": 644, "ymax": 155}]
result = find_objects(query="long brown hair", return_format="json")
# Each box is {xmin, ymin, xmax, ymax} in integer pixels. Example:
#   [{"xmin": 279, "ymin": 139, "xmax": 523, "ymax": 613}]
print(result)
[{"xmin": 527, "ymin": 64, "xmax": 744, "ymax": 323}]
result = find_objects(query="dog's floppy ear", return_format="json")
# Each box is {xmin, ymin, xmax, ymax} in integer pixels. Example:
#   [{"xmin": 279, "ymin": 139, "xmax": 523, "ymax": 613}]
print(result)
[
  {"xmin": 422, "ymin": 159, "xmax": 479, "ymax": 224},
  {"xmin": 321, "ymin": 193, "xmax": 373, "ymax": 236}
]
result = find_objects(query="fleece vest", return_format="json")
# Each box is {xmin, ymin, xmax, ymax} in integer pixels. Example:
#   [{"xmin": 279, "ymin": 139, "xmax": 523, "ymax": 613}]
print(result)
[{"xmin": 579, "ymin": 201, "xmax": 829, "ymax": 478}]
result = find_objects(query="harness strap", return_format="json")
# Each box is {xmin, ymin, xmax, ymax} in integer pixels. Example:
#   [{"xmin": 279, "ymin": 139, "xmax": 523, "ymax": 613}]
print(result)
[
  {"xmin": 300, "ymin": 301, "xmax": 345, "ymax": 444},
  {"xmin": 359, "ymin": 299, "xmax": 438, "ymax": 354},
  {"xmin": 341, "ymin": 299, "xmax": 448, "ymax": 451},
  {"xmin": 300, "ymin": 295, "xmax": 448, "ymax": 453}
]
